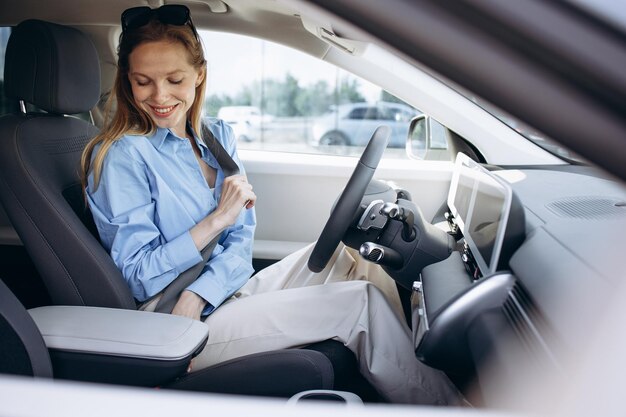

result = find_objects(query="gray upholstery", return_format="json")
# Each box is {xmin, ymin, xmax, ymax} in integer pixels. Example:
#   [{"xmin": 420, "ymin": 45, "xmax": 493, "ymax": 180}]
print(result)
[
  {"xmin": 0, "ymin": 114, "xmax": 136, "ymax": 308},
  {"xmin": 167, "ymin": 349, "xmax": 334, "ymax": 396},
  {"xmin": 0, "ymin": 19, "xmax": 136, "ymax": 309},
  {"xmin": 0, "ymin": 279, "xmax": 53, "ymax": 378},
  {"xmin": 0, "ymin": 276, "xmax": 335, "ymax": 394},
  {"xmin": 4, "ymin": 20, "xmax": 100, "ymax": 114}
]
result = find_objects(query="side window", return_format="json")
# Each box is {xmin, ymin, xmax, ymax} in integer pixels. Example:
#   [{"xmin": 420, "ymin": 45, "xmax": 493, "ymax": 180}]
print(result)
[
  {"xmin": 381, "ymin": 108, "xmax": 396, "ymax": 121},
  {"xmin": 200, "ymin": 31, "xmax": 420, "ymax": 159},
  {"xmin": 383, "ymin": 107, "xmax": 407, "ymax": 122},
  {"xmin": 400, "ymin": 110, "xmax": 414, "ymax": 123},
  {"xmin": 363, "ymin": 107, "xmax": 380, "ymax": 120},
  {"xmin": 0, "ymin": 27, "xmax": 18, "ymax": 117},
  {"xmin": 430, "ymin": 119, "xmax": 449, "ymax": 150},
  {"xmin": 347, "ymin": 107, "xmax": 367, "ymax": 120}
]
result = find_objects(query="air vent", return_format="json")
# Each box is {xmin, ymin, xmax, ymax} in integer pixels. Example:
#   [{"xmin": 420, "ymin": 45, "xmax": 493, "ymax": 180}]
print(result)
[
  {"xmin": 546, "ymin": 196, "xmax": 626, "ymax": 219},
  {"xmin": 502, "ymin": 282, "xmax": 557, "ymax": 366},
  {"xmin": 502, "ymin": 284, "xmax": 537, "ymax": 355}
]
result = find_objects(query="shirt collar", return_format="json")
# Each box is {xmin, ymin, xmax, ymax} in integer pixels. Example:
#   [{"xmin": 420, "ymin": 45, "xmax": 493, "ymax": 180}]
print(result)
[
  {"xmin": 148, "ymin": 123, "xmax": 207, "ymax": 153},
  {"xmin": 149, "ymin": 127, "xmax": 170, "ymax": 150}
]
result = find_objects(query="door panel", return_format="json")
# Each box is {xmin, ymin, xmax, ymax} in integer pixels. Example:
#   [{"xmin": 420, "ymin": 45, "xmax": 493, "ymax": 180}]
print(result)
[
  {"xmin": 0, "ymin": 152, "xmax": 454, "ymax": 262},
  {"xmin": 241, "ymin": 150, "xmax": 453, "ymax": 260}
]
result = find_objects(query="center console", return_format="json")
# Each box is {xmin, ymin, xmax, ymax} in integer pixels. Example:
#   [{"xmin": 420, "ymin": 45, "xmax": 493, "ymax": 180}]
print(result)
[
  {"xmin": 29, "ymin": 306, "xmax": 209, "ymax": 386},
  {"xmin": 410, "ymin": 153, "xmax": 525, "ymax": 374}
]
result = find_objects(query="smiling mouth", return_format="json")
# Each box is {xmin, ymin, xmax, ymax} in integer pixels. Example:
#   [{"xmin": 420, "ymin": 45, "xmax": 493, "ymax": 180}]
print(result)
[{"xmin": 149, "ymin": 104, "xmax": 178, "ymax": 117}]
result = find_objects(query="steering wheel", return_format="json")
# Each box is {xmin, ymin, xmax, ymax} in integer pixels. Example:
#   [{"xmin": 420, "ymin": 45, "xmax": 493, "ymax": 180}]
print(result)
[{"xmin": 308, "ymin": 126, "xmax": 391, "ymax": 272}]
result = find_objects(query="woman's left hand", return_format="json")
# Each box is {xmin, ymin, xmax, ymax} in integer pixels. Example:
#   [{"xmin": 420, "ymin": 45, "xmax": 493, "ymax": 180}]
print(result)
[{"xmin": 171, "ymin": 290, "xmax": 206, "ymax": 321}]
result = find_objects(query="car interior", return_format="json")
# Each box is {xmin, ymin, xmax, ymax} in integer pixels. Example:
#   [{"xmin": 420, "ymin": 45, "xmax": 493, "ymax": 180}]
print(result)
[
  {"xmin": 0, "ymin": 0, "xmax": 625, "ymax": 414},
  {"xmin": 0, "ymin": 18, "xmax": 383, "ymax": 400}
]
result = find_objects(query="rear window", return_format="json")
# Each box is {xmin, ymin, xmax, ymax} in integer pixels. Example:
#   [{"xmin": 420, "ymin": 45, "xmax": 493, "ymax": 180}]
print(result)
[{"xmin": 0, "ymin": 27, "xmax": 18, "ymax": 116}]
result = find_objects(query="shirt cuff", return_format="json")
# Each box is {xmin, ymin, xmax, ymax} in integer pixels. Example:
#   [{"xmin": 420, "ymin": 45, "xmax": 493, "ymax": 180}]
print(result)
[
  {"xmin": 185, "ymin": 277, "xmax": 227, "ymax": 309},
  {"xmin": 202, "ymin": 302, "xmax": 216, "ymax": 316},
  {"xmin": 185, "ymin": 262, "xmax": 249, "ymax": 310},
  {"xmin": 162, "ymin": 231, "xmax": 202, "ymax": 275}
]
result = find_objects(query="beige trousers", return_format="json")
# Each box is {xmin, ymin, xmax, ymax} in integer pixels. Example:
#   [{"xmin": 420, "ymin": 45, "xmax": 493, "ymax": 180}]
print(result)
[{"xmin": 185, "ymin": 243, "xmax": 460, "ymax": 405}]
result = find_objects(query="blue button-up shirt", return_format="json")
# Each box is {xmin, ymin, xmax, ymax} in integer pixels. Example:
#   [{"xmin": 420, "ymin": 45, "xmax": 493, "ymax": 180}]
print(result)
[{"xmin": 86, "ymin": 119, "xmax": 256, "ymax": 314}]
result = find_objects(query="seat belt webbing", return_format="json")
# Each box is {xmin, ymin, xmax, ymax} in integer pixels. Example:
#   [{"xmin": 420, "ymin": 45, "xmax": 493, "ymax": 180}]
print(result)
[{"xmin": 154, "ymin": 124, "xmax": 240, "ymax": 314}]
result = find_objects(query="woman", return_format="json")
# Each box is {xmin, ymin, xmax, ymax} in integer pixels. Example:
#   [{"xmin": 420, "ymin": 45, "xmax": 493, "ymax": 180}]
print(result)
[{"xmin": 82, "ymin": 5, "xmax": 460, "ymax": 405}]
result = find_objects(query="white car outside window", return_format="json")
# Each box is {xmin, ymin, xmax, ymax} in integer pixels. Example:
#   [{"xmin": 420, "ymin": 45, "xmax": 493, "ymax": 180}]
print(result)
[
  {"xmin": 215, "ymin": 106, "xmax": 272, "ymax": 142},
  {"xmin": 310, "ymin": 102, "xmax": 419, "ymax": 148}
]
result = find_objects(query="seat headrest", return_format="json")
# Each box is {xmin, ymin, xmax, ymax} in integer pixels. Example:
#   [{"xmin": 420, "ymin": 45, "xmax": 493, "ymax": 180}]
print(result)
[{"xmin": 4, "ymin": 19, "xmax": 101, "ymax": 114}]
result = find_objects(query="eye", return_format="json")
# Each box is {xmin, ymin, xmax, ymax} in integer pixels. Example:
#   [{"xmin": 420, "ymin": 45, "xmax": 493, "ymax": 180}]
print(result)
[
  {"xmin": 169, "ymin": 78, "xmax": 183, "ymax": 85},
  {"xmin": 133, "ymin": 77, "xmax": 150, "ymax": 87}
]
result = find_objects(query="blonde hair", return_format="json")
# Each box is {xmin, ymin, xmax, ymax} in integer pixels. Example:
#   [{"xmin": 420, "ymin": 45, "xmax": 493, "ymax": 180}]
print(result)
[{"xmin": 81, "ymin": 19, "xmax": 206, "ymax": 191}]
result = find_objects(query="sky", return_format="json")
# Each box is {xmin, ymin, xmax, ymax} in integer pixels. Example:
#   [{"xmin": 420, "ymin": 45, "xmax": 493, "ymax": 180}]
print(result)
[{"xmin": 199, "ymin": 30, "xmax": 382, "ymax": 102}]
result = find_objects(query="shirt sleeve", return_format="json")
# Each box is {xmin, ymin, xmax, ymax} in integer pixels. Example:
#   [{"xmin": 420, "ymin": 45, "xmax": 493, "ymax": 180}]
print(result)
[
  {"xmin": 185, "ymin": 120, "xmax": 256, "ymax": 312},
  {"xmin": 86, "ymin": 142, "xmax": 203, "ymax": 302}
]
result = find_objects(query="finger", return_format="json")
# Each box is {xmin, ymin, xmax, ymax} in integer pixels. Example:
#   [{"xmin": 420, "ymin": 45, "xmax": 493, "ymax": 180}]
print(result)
[
  {"xmin": 244, "ymin": 191, "xmax": 256, "ymax": 209},
  {"xmin": 227, "ymin": 175, "xmax": 248, "ymax": 183},
  {"xmin": 243, "ymin": 197, "xmax": 256, "ymax": 209},
  {"xmin": 225, "ymin": 177, "xmax": 252, "ymax": 195}
]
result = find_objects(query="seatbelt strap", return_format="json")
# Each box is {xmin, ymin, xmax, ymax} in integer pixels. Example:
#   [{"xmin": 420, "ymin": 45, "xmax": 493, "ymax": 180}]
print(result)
[{"xmin": 154, "ymin": 123, "xmax": 240, "ymax": 314}]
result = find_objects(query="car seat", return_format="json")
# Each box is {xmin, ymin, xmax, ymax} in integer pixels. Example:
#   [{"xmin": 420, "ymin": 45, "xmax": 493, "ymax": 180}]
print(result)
[
  {"xmin": 0, "ymin": 276, "xmax": 338, "ymax": 395},
  {"xmin": 0, "ymin": 19, "xmax": 368, "ymax": 398}
]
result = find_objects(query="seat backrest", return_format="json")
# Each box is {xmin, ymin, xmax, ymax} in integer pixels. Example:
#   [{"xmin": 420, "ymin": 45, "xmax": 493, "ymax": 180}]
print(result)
[
  {"xmin": 0, "ymin": 20, "xmax": 135, "ymax": 309},
  {"xmin": 0, "ymin": 278, "xmax": 53, "ymax": 378}
]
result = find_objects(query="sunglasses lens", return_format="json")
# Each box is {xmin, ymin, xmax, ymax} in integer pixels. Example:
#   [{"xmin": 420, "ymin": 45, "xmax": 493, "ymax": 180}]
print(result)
[
  {"xmin": 157, "ymin": 5, "xmax": 190, "ymax": 26},
  {"xmin": 121, "ymin": 5, "xmax": 196, "ymax": 40},
  {"xmin": 121, "ymin": 6, "xmax": 151, "ymax": 31}
]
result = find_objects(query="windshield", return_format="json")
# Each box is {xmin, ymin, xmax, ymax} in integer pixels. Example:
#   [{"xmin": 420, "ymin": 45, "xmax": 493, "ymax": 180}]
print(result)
[{"xmin": 469, "ymin": 97, "xmax": 585, "ymax": 163}]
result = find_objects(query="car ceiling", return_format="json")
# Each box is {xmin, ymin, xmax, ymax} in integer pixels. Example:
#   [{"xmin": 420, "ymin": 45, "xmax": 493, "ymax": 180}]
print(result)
[
  {"xmin": 1, "ymin": 0, "xmax": 291, "ymax": 26},
  {"xmin": 0, "ymin": 0, "xmax": 330, "ymax": 58},
  {"xmin": 0, "ymin": 0, "xmax": 334, "ymax": 104}
]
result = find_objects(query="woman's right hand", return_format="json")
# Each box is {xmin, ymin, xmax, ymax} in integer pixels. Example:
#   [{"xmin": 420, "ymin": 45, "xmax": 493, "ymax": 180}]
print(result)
[
  {"xmin": 213, "ymin": 175, "xmax": 256, "ymax": 227},
  {"xmin": 190, "ymin": 175, "xmax": 256, "ymax": 250}
]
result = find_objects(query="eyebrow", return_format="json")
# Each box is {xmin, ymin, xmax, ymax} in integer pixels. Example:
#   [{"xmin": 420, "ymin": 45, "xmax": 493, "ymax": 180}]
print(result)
[{"xmin": 130, "ymin": 70, "xmax": 186, "ymax": 78}]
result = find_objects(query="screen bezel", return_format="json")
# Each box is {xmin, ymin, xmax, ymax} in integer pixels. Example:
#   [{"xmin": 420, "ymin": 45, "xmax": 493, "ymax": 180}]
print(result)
[{"xmin": 447, "ymin": 153, "xmax": 513, "ymax": 276}]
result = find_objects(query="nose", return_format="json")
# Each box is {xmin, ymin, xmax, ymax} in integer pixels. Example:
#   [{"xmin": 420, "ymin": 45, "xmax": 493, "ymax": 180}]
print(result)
[{"xmin": 152, "ymin": 82, "xmax": 170, "ymax": 104}]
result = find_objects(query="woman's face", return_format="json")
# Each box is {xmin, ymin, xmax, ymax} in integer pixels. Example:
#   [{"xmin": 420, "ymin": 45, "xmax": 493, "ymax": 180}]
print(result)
[{"xmin": 128, "ymin": 40, "xmax": 204, "ymax": 139}]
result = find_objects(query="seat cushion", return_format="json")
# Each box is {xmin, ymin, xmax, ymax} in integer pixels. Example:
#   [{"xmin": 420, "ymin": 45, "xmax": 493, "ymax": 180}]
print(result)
[{"xmin": 166, "ymin": 348, "xmax": 334, "ymax": 397}]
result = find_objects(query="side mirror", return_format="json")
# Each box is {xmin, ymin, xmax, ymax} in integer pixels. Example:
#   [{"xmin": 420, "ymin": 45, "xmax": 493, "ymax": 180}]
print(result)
[
  {"xmin": 406, "ymin": 115, "xmax": 450, "ymax": 160},
  {"xmin": 406, "ymin": 115, "xmax": 428, "ymax": 160}
]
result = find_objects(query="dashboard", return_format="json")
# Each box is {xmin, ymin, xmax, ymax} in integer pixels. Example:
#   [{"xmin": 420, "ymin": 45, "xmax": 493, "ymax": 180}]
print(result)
[
  {"xmin": 503, "ymin": 168, "xmax": 625, "ymax": 348},
  {"xmin": 408, "ymin": 155, "xmax": 626, "ymax": 405}
]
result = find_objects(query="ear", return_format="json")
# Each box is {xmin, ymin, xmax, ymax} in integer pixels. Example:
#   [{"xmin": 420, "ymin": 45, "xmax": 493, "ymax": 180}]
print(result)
[{"xmin": 196, "ymin": 66, "xmax": 206, "ymax": 87}]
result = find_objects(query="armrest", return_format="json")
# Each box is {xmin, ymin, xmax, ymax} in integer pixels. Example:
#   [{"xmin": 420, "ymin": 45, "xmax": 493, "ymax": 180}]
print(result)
[{"xmin": 28, "ymin": 306, "xmax": 209, "ymax": 386}]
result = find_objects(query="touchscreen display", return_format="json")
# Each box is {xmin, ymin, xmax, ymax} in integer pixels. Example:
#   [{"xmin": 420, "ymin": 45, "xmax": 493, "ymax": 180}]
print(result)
[
  {"xmin": 447, "ymin": 153, "xmax": 512, "ymax": 276},
  {"xmin": 451, "ymin": 166, "xmax": 474, "ymax": 232},
  {"xmin": 466, "ymin": 174, "xmax": 506, "ymax": 268}
]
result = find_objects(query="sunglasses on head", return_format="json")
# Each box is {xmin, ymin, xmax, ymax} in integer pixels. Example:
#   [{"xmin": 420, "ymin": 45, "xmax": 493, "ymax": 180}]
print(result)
[{"xmin": 121, "ymin": 4, "xmax": 198, "ymax": 39}]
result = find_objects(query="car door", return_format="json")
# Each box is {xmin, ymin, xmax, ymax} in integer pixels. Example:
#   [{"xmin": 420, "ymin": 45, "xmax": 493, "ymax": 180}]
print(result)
[
  {"xmin": 242, "ymin": 151, "xmax": 455, "ymax": 261},
  {"xmin": 196, "ymin": 31, "xmax": 461, "ymax": 263}
]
